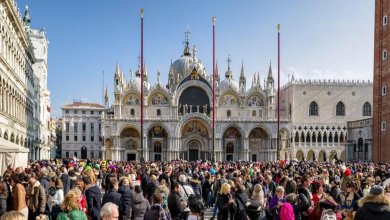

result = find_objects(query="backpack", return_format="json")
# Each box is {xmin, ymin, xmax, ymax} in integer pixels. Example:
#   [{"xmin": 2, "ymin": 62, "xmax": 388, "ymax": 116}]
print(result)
[{"xmin": 320, "ymin": 209, "xmax": 337, "ymax": 220}]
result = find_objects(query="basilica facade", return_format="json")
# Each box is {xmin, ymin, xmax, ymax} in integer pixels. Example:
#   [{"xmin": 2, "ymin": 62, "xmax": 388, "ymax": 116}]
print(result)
[{"xmin": 101, "ymin": 40, "xmax": 290, "ymax": 162}]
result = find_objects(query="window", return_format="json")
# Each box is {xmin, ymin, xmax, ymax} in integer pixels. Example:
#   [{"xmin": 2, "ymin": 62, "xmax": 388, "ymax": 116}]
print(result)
[
  {"xmin": 66, "ymin": 136, "xmax": 69, "ymax": 141},
  {"xmin": 74, "ymin": 152, "xmax": 78, "ymax": 157},
  {"xmin": 99, "ymin": 136, "xmax": 102, "ymax": 142},
  {"xmin": 99, "ymin": 111, "xmax": 102, "ymax": 115},
  {"xmin": 91, "ymin": 123, "xmax": 94, "ymax": 133},
  {"xmin": 99, "ymin": 124, "xmax": 101, "ymax": 132},
  {"xmin": 130, "ymin": 109, "xmax": 135, "ymax": 116},
  {"xmin": 252, "ymin": 110, "xmax": 257, "ymax": 117},
  {"xmin": 157, "ymin": 109, "xmax": 161, "ymax": 116},
  {"xmin": 91, "ymin": 136, "xmax": 94, "ymax": 142},
  {"xmin": 382, "ymin": 121, "xmax": 387, "ymax": 131},
  {"xmin": 383, "ymin": 50, "xmax": 388, "ymax": 60},
  {"xmin": 74, "ymin": 136, "xmax": 78, "ymax": 141},
  {"xmin": 66, "ymin": 152, "xmax": 69, "ymax": 158},
  {"xmin": 91, "ymin": 152, "xmax": 94, "ymax": 158},
  {"xmin": 309, "ymin": 101, "xmax": 318, "ymax": 116},
  {"xmin": 383, "ymin": 86, "xmax": 387, "ymax": 96},
  {"xmin": 82, "ymin": 110, "xmax": 86, "ymax": 114},
  {"xmin": 65, "ymin": 123, "xmax": 69, "ymax": 132},
  {"xmin": 384, "ymin": 15, "xmax": 388, "ymax": 26},
  {"xmin": 363, "ymin": 102, "xmax": 371, "ymax": 116},
  {"xmin": 82, "ymin": 136, "xmax": 86, "ymax": 141},
  {"xmin": 74, "ymin": 110, "xmax": 78, "ymax": 114},
  {"xmin": 74, "ymin": 123, "xmax": 78, "ymax": 132},
  {"xmin": 227, "ymin": 110, "xmax": 231, "ymax": 117},
  {"xmin": 65, "ymin": 110, "xmax": 69, "ymax": 114},
  {"xmin": 82, "ymin": 123, "xmax": 86, "ymax": 132},
  {"xmin": 91, "ymin": 111, "xmax": 94, "ymax": 115},
  {"xmin": 336, "ymin": 102, "xmax": 345, "ymax": 116}
]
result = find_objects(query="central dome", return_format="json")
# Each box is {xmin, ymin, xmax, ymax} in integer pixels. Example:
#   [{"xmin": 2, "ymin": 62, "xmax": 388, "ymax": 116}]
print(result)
[{"xmin": 172, "ymin": 44, "xmax": 206, "ymax": 81}]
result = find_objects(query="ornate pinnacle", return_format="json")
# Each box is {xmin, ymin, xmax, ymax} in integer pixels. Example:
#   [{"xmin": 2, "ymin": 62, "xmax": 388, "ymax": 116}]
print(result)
[
  {"xmin": 140, "ymin": 8, "xmax": 144, "ymax": 17},
  {"xmin": 277, "ymin": 24, "xmax": 281, "ymax": 32},
  {"xmin": 212, "ymin": 16, "xmax": 216, "ymax": 25}
]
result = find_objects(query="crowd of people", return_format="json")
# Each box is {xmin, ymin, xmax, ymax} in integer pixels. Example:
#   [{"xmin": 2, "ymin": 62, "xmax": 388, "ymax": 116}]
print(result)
[{"xmin": 0, "ymin": 159, "xmax": 390, "ymax": 220}]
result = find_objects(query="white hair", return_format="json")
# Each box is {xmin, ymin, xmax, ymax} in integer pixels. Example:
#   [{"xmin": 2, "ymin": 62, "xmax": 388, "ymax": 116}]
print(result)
[
  {"xmin": 100, "ymin": 202, "xmax": 118, "ymax": 218},
  {"xmin": 179, "ymin": 174, "xmax": 187, "ymax": 184}
]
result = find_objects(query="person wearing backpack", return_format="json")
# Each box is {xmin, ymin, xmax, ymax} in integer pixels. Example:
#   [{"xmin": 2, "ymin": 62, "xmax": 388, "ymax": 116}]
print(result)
[
  {"xmin": 144, "ymin": 192, "xmax": 171, "ymax": 220},
  {"xmin": 308, "ymin": 195, "xmax": 341, "ymax": 220},
  {"xmin": 234, "ymin": 184, "xmax": 248, "ymax": 220},
  {"xmin": 245, "ymin": 184, "xmax": 267, "ymax": 220}
]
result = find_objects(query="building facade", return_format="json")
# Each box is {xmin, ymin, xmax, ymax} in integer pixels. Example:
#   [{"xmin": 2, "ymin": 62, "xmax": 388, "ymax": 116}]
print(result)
[
  {"xmin": 281, "ymin": 78, "xmax": 372, "ymax": 162},
  {"xmin": 101, "ymin": 38, "xmax": 289, "ymax": 162},
  {"xmin": 61, "ymin": 102, "xmax": 104, "ymax": 159},
  {"xmin": 373, "ymin": 0, "xmax": 390, "ymax": 162},
  {"xmin": 346, "ymin": 118, "xmax": 372, "ymax": 162}
]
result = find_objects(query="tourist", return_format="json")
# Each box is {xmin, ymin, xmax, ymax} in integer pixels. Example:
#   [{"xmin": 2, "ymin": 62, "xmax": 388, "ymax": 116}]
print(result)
[
  {"xmin": 355, "ymin": 185, "xmax": 390, "ymax": 220},
  {"xmin": 216, "ymin": 183, "xmax": 236, "ymax": 220},
  {"xmin": 168, "ymin": 182, "xmax": 186, "ymax": 219},
  {"xmin": 10, "ymin": 174, "xmax": 28, "ymax": 217},
  {"xmin": 144, "ymin": 192, "xmax": 171, "ymax": 220},
  {"xmin": 85, "ymin": 175, "xmax": 102, "ymax": 220},
  {"xmin": 102, "ymin": 178, "xmax": 121, "ymax": 207},
  {"xmin": 0, "ymin": 211, "xmax": 27, "ymax": 220},
  {"xmin": 26, "ymin": 172, "xmax": 46, "ymax": 220},
  {"xmin": 48, "ymin": 177, "xmax": 64, "ymax": 220},
  {"xmin": 100, "ymin": 202, "xmax": 119, "ymax": 220},
  {"xmin": 56, "ymin": 189, "xmax": 87, "ymax": 220},
  {"xmin": 131, "ymin": 185, "xmax": 150, "ymax": 220},
  {"xmin": 118, "ymin": 177, "xmax": 133, "ymax": 220}
]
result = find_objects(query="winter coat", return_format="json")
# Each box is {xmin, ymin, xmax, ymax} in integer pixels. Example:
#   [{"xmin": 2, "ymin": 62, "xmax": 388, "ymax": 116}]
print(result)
[
  {"xmin": 235, "ymin": 192, "xmax": 249, "ymax": 220},
  {"xmin": 202, "ymin": 179, "xmax": 212, "ymax": 202},
  {"xmin": 292, "ymin": 193, "xmax": 310, "ymax": 220},
  {"xmin": 40, "ymin": 176, "xmax": 51, "ymax": 196},
  {"xmin": 190, "ymin": 179, "xmax": 202, "ymax": 197},
  {"xmin": 131, "ymin": 192, "xmax": 150, "ymax": 220},
  {"xmin": 48, "ymin": 188, "xmax": 64, "ymax": 211},
  {"xmin": 13, "ymin": 183, "xmax": 27, "ymax": 212},
  {"xmin": 279, "ymin": 202, "xmax": 294, "ymax": 220},
  {"xmin": 216, "ymin": 193, "xmax": 237, "ymax": 220},
  {"xmin": 60, "ymin": 173, "xmax": 70, "ymax": 195},
  {"xmin": 118, "ymin": 185, "xmax": 133, "ymax": 219},
  {"xmin": 102, "ymin": 189, "xmax": 121, "ymax": 207},
  {"xmin": 167, "ymin": 191, "xmax": 185, "ymax": 219},
  {"xmin": 143, "ymin": 204, "xmax": 171, "ymax": 220},
  {"xmin": 27, "ymin": 180, "xmax": 47, "ymax": 213},
  {"xmin": 355, "ymin": 194, "xmax": 390, "ymax": 220},
  {"xmin": 57, "ymin": 209, "xmax": 88, "ymax": 220},
  {"xmin": 85, "ymin": 185, "xmax": 102, "ymax": 220}
]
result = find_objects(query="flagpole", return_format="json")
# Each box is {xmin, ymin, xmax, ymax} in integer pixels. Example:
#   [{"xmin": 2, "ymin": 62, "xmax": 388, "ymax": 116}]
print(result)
[
  {"xmin": 140, "ymin": 8, "xmax": 145, "ymax": 163},
  {"xmin": 277, "ymin": 24, "xmax": 281, "ymax": 161},
  {"xmin": 212, "ymin": 16, "xmax": 216, "ymax": 162}
]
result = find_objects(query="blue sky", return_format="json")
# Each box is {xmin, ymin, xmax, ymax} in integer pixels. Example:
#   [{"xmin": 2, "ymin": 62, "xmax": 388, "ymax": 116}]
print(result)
[{"xmin": 17, "ymin": 0, "xmax": 374, "ymax": 117}]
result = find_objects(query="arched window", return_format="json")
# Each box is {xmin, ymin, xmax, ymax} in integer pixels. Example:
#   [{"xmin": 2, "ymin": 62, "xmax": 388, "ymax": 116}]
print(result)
[
  {"xmin": 334, "ymin": 133, "xmax": 339, "ymax": 143},
  {"xmin": 306, "ymin": 133, "xmax": 310, "ymax": 143},
  {"xmin": 336, "ymin": 102, "xmax": 345, "ymax": 116},
  {"xmin": 300, "ymin": 133, "xmax": 305, "ymax": 142},
  {"xmin": 294, "ymin": 132, "xmax": 299, "ymax": 143},
  {"xmin": 323, "ymin": 132, "xmax": 327, "ymax": 143},
  {"xmin": 317, "ymin": 133, "xmax": 322, "ymax": 143},
  {"xmin": 363, "ymin": 102, "xmax": 371, "ymax": 116},
  {"xmin": 252, "ymin": 110, "xmax": 257, "ymax": 117},
  {"xmin": 328, "ymin": 133, "xmax": 333, "ymax": 143},
  {"xmin": 227, "ymin": 110, "xmax": 231, "ymax": 117},
  {"xmin": 157, "ymin": 109, "xmax": 161, "ymax": 116},
  {"xmin": 311, "ymin": 133, "xmax": 316, "ymax": 143},
  {"xmin": 130, "ymin": 109, "xmax": 135, "ymax": 116},
  {"xmin": 309, "ymin": 101, "xmax": 318, "ymax": 116}
]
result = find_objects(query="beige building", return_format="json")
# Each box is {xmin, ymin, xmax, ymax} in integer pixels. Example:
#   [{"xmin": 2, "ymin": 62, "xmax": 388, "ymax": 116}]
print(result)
[{"xmin": 281, "ymin": 78, "xmax": 373, "ymax": 161}]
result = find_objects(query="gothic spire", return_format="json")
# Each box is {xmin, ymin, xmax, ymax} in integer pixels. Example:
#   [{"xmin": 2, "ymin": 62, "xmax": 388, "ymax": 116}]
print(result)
[
  {"xmin": 240, "ymin": 61, "xmax": 246, "ymax": 80},
  {"xmin": 104, "ymin": 87, "xmax": 109, "ymax": 107},
  {"xmin": 225, "ymin": 55, "xmax": 233, "ymax": 79},
  {"xmin": 267, "ymin": 61, "xmax": 274, "ymax": 82},
  {"xmin": 257, "ymin": 72, "xmax": 260, "ymax": 86}
]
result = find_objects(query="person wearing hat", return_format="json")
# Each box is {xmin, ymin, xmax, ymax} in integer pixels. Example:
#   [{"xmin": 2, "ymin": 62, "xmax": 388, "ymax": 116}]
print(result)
[
  {"xmin": 355, "ymin": 185, "xmax": 390, "ymax": 220},
  {"xmin": 340, "ymin": 169, "xmax": 353, "ymax": 192}
]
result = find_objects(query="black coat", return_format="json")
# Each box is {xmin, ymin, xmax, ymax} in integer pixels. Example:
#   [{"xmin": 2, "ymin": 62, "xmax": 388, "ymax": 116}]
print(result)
[
  {"xmin": 40, "ymin": 176, "xmax": 50, "ymax": 196},
  {"xmin": 234, "ymin": 192, "xmax": 248, "ymax": 220},
  {"xmin": 167, "ymin": 191, "xmax": 185, "ymax": 219},
  {"xmin": 355, "ymin": 195, "xmax": 390, "ymax": 220},
  {"xmin": 85, "ymin": 185, "xmax": 102, "ymax": 220},
  {"xmin": 217, "ymin": 193, "xmax": 236, "ymax": 220},
  {"xmin": 118, "ymin": 186, "xmax": 133, "ymax": 219},
  {"xmin": 102, "ymin": 189, "xmax": 121, "ymax": 207},
  {"xmin": 60, "ymin": 174, "xmax": 70, "ymax": 195}
]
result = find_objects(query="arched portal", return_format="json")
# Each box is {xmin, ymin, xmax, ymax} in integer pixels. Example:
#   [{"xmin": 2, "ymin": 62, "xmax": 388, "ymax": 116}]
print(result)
[
  {"xmin": 178, "ymin": 86, "xmax": 210, "ymax": 116},
  {"xmin": 319, "ymin": 150, "xmax": 326, "ymax": 162},
  {"xmin": 148, "ymin": 125, "xmax": 168, "ymax": 161},
  {"xmin": 181, "ymin": 119, "xmax": 210, "ymax": 160},
  {"xmin": 249, "ymin": 127, "xmax": 270, "ymax": 161},
  {"xmin": 223, "ymin": 127, "xmax": 242, "ymax": 161},
  {"xmin": 120, "ymin": 127, "xmax": 140, "ymax": 161},
  {"xmin": 296, "ymin": 150, "xmax": 304, "ymax": 161},
  {"xmin": 329, "ymin": 150, "xmax": 337, "ymax": 161},
  {"xmin": 307, "ymin": 150, "xmax": 315, "ymax": 161}
]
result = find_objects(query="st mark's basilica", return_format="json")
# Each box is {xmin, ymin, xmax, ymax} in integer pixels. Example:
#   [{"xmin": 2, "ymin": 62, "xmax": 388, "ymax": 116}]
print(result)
[{"xmin": 101, "ymin": 34, "xmax": 290, "ymax": 162}]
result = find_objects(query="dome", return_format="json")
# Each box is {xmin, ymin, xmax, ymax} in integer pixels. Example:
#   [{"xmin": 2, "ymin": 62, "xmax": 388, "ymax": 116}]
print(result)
[
  {"xmin": 129, "ymin": 76, "xmax": 150, "ymax": 92},
  {"xmin": 172, "ymin": 45, "xmax": 206, "ymax": 80},
  {"xmin": 220, "ymin": 74, "xmax": 239, "ymax": 93}
]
